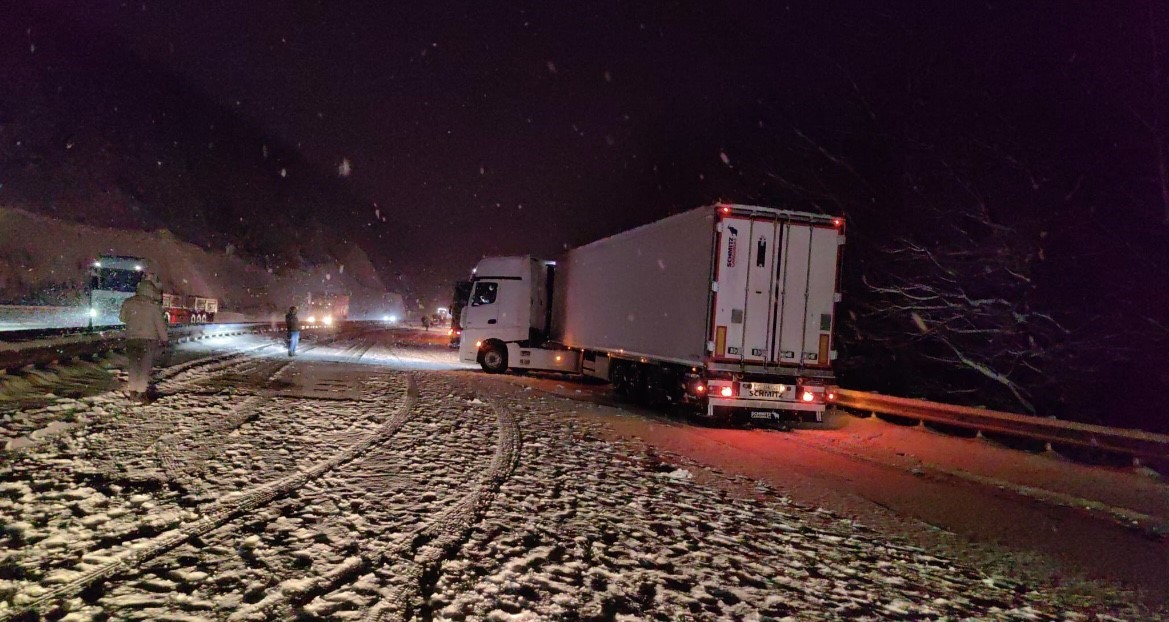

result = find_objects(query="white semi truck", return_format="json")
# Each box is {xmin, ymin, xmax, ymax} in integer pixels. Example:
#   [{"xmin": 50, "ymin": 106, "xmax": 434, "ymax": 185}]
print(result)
[{"xmin": 459, "ymin": 203, "xmax": 845, "ymax": 422}]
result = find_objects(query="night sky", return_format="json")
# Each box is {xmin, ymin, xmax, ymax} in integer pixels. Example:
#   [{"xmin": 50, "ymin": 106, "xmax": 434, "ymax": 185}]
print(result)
[{"xmin": 39, "ymin": 1, "xmax": 1164, "ymax": 307}]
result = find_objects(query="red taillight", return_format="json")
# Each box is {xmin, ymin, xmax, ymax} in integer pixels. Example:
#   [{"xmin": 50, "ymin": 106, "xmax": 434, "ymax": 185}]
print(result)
[
  {"xmin": 695, "ymin": 384, "xmax": 706, "ymax": 394},
  {"xmin": 833, "ymin": 218, "xmax": 843, "ymax": 227},
  {"xmin": 720, "ymin": 385, "xmax": 734, "ymax": 398},
  {"xmin": 826, "ymin": 391, "xmax": 836, "ymax": 402},
  {"xmin": 801, "ymin": 390, "xmax": 815, "ymax": 402}
]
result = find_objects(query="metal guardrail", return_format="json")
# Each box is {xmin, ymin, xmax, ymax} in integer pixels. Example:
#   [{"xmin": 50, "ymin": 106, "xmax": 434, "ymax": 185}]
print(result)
[
  {"xmin": 835, "ymin": 389, "xmax": 1169, "ymax": 461},
  {"xmin": 0, "ymin": 324, "xmax": 126, "ymax": 343},
  {"xmin": 0, "ymin": 322, "xmax": 285, "ymax": 372}
]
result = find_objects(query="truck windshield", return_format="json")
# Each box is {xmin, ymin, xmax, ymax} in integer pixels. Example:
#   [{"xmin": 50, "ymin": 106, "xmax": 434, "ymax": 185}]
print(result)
[
  {"xmin": 471, "ymin": 282, "xmax": 498, "ymax": 306},
  {"xmin": 96, "ymin": 268, "xmax": 144, "ymax": 293}
]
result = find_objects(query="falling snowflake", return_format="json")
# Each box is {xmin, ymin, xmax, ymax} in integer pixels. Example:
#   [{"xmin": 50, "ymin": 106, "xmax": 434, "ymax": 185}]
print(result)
[
  {"xmin": 338, "ymin": 158, "xmax": 352, "ymax": 177},
  {"xmin": 546, "ymin": 60, "xmax": 557, "ymax": 74},
  {"xmin": 910, "ymin": 312, "xmax": 929, "ymax": 334},
  {"xmin": 603, "ymin": 71, "xmax": 612, "ymax": 82},
  {"xmin": 375, "ymin": 208, "xmax": 381, "ymax": 220},
  {"xmin": 719, "ymin": 151, "xmax": 732, "ymax": 166},
  {"xmin": 280, "ymin": 168, "xmax": 287, "ymax": 178}
]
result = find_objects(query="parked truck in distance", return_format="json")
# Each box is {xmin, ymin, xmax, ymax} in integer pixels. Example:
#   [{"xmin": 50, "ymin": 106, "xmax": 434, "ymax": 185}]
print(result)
[
  {"xmin": 162, "ymin": 293, "xmax": 218, "ymax": 324},
  {"xmin": 458, "ymin": 203, "xmax": 845, "ymax": 423}
]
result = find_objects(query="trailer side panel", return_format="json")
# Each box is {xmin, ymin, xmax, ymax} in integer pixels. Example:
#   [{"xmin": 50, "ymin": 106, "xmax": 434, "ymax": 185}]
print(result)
[{"xmin": 554, "ymin": 207, "xmax": 715, "ymax": 366}]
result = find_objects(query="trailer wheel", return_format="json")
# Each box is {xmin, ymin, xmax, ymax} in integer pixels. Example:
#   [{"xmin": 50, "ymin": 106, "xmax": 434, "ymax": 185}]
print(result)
[{"xmin": 480, "ymin": 342, "xmax": 508, "ymax": 374}]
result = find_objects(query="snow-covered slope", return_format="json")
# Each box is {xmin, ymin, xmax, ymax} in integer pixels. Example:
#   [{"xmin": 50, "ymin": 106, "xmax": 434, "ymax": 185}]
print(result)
[{"xmin": 0, "ymin": 208, "xmax": 403, "ymax": 319}]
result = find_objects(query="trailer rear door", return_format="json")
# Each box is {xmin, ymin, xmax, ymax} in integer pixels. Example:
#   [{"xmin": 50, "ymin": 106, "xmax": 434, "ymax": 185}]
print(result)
[
  {"xmin": 772, "ymin": 223, "xmax": 839, "ymax": 368},
  {"xmin": 711, "ymin": 215, "xmax": 781, "ymax": 364},
  {"xmin": 711, "ymin": 212, "xmax": 841, "ymax": 368}
]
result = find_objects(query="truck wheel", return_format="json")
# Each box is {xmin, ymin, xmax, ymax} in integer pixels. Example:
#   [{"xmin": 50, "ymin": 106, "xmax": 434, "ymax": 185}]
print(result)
[{"xmin": 480, "ymin": 342, "xmax": 508, "ymax": 374}]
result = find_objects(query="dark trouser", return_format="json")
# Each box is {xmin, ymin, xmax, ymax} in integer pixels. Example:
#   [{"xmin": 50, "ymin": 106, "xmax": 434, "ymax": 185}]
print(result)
[
  {"xmin": 288, "ymin": 330, "xmax": 300, "ymax": 355},
  {"xmin": 125, "ymin": 339, "xmax": 159, "ymax": 393}
]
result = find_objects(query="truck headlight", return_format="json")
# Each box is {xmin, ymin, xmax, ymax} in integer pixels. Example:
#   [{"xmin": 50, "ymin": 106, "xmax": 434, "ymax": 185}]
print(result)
[
  {"xmin": 89, "ymin": 308, "xmax": 98, "ymax": 318},
  {"xmin": 323, "ymin": 315, "xmax": 334, "ymax": 326}
]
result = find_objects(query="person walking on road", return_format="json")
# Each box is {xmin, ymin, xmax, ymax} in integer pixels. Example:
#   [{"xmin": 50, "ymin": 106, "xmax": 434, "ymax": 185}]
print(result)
[
  {"xmin": 119, "ymin": 280, "xmax": 169, "ymax": 403},
  {"xmin": 422, "ymin": 315, "xmax": 431, "ymax": 332},
  {"xmin": 285, "ymin": 306, "xmax": 300, "ymax": 357}
]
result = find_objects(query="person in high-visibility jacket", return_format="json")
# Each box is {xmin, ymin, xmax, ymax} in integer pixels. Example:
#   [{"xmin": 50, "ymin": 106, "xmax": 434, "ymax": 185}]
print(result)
[{"xmin": 119, "ymin": 280, "xmax": 169, "ymax": 402}]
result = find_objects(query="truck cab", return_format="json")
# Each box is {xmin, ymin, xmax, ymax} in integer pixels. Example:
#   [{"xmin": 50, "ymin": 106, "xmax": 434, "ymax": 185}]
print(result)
[{"xmin": 459, "ymin": 256, "xmax": 571, "ymax": 373}]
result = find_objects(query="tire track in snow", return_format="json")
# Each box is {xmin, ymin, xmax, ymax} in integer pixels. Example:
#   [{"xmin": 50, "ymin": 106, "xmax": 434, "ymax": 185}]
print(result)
[
  {"xmin": 155, "ymin": 340, "xmax": 274, "ymax": 382},
  {"xmin": 153, "ymin": 331, "xmax": 387, "ymax": 493},
  {"xmin": 0, "ymin": 341, "xmax": 282, "ymax": 454},
  {"xmin": 0, "ymin": 374, "xmax": 420, "ymax": 622},
  {"xmin": 108, "ymin": 331, "xmax": 379, "ymax": 479},
  {"xmin": 231, "ymin": 396, "xmax": 521, "ymax": 622},
  {"xmin": 152, "ymin": 394, "xmax": 268, "ymax": 491},
  {"xmin": 85, "ymin": 356, "xmax": 297, "ymax": 482},
  {"xmin": 364, "ymin": 397, "xmax": 520, "ymax": 621}
]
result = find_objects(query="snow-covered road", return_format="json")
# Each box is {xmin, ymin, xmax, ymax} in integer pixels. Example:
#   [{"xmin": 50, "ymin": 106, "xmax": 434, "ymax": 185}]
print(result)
[{"xmin": 0, "ymin": 329, "xmax": 1161, "ymax": 620}]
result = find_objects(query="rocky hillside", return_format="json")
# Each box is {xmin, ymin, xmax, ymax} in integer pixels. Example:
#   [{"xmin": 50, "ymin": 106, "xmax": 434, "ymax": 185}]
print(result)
[{"xmin": 0, "ymin": 208, "xmax": 404, "ymax": 320}]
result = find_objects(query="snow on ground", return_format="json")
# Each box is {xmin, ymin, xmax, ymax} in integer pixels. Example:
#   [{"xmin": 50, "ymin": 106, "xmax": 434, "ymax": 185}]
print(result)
[
  {"xmin": 0, "ymin": 330, "xmax": 1160, "ymax": 620},
  {"xmin": 0, "ymin": 305, "xmax": 90, "ymax": 332}
]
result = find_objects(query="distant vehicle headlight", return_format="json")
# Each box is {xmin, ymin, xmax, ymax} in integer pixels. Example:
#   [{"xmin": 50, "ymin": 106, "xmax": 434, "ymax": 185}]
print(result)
[
  {"xmin": 89, "ymin": 308, "xmax": 98, "ymax": 318},
  {"xmin": 388, "ymin": 315, "xmax": 398, "ymax": 323},
  {"xmin": 307, "ymin": 315, "xmax": 317, "ymax": 323},
  {"xmin": 323, "ymin": 315, "xmax": 334, "ymax": 326}
]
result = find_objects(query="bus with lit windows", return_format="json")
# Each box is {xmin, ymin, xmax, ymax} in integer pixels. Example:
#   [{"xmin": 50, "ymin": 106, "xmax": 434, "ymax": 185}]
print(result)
[{"xmin": 87, "ymin": 255, "xmax": 149, "ymax": 326}]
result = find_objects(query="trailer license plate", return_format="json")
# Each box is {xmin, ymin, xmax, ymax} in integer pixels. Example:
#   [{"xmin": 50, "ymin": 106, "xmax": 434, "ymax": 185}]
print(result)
[
  {"xmin": 745, "ymin": 382, "xmax": 788, "ymax": 399},
  {"xmin": 750, "ymin": 410, "xmax": 776, "ymax": 420}
]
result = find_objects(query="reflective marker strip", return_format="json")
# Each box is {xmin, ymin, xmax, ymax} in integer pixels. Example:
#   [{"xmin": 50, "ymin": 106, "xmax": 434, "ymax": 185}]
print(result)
[
  {"xmin": 716, "ymin": 326, "xmax": 727, "ymax": 358},
  {"xmin": 818, "ymin": 334, "xmax": 830, "ymax": 364}
]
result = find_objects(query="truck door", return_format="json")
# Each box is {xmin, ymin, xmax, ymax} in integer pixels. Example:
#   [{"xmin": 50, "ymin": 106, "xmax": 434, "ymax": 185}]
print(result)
[
  {"xmin": 711, "ymin": 216, "xmax": 781, "ymax": 364},
  {"xmin": 462, "ymin": 280, "xmax": 501, "ymax": 331},
  {"xmin": 772, "ymin": 224, "xmax": 839, "ymax": 368}
]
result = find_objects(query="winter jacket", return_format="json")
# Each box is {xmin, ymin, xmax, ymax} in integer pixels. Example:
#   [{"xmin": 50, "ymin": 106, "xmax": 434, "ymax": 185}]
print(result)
[
  {"xmin": 119, "ymin": 293, "xmax": 169, "ymax": 342},
  {"xmin": 286, "ymin": 312, "xmax": 300, "ymax": 332}
]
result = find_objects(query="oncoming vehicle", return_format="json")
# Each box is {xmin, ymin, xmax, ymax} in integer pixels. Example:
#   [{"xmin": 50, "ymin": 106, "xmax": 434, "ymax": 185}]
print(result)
[
  {"xmin": 302, "ymin": 293, "xmax": 349, "ymax": 327},
  {"xmin": 458, "ymin": 203, "xmax": 845, "ymax": 423}
]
